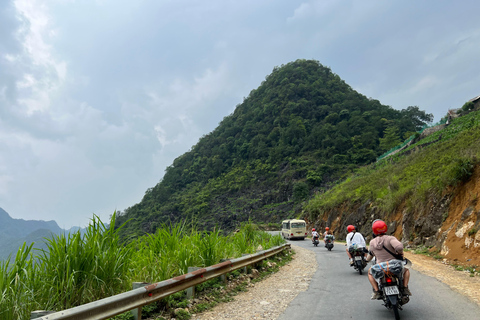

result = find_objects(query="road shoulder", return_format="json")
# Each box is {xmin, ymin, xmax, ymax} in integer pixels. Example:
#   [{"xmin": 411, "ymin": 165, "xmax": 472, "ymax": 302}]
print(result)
[
  {"xmin": 192, "ymin": 244, "xmax": 316, "ymax": 320},
  {"xmin": 405, "ymin": 251, "xmax": 480, "ymax": 306}
]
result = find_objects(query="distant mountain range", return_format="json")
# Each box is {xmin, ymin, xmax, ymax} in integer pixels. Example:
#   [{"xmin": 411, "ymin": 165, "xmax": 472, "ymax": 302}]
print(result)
[{"xmin": 0, "ymin": 207, "xmax": 85, "ymax": 261}]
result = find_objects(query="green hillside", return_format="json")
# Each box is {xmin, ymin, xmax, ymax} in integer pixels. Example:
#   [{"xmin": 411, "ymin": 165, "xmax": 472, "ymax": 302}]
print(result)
[
  {"xmin": 303, "ymin": 107, "xmax": 480, "ymax": 262},
  {"xmin": 115, "ymin": 59, "xmax": 432, "ymax": 238},
  {"xmin": 305, "ymin": 108, "xmax": 480, "ymax": 218}
]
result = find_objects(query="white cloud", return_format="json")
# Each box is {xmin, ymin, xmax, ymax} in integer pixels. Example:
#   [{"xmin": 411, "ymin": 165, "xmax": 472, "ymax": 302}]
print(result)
[
  {"xmin": 1, "ymin": 0, "xmax": 480, "ymax": 229},
  {"xmin": 10, "ymin": 0, "xmax": 66, "ymax": 114}
]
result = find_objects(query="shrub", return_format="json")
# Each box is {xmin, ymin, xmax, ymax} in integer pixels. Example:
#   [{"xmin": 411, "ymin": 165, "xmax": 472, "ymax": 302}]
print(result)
[
  {"xmin": 468, "ymin": 228, "xmax": 477, "ymax": 237},
  {"xmin": 461, "ymin": 101, "xmax": 475, "ymax": 112},
  {"xmin": 450, "ymin": 158, "xmax": 474, "ymax": 185}
]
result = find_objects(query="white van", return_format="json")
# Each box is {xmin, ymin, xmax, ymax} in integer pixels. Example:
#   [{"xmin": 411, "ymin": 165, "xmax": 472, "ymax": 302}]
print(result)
[{"xmin": 281, "ymin": 219, "xmax": 307, "ymax": 240}]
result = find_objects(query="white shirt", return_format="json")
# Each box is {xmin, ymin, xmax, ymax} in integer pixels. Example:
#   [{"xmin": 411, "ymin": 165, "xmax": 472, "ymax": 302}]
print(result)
[
  {"xmin": 312, "ymin": 231, "xmax": 320, "ymax": 238},
  {"xmin": 346, "ymin": 232, "xmax": 366, "ymax": 248}
]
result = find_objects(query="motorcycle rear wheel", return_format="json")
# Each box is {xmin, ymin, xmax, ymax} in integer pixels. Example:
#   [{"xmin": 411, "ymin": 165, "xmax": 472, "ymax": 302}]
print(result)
[{"xmin": 392, "ymin": 304, "xmax": 400, "ymax": 320}]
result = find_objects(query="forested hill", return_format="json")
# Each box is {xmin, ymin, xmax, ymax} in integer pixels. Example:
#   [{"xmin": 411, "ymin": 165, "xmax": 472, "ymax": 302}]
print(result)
[{"xmin": 115, "ymin": 59, "xmax": 432, "ymax": 238}]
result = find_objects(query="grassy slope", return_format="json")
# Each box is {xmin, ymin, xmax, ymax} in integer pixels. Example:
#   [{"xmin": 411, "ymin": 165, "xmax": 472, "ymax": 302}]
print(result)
[{"xmin": 304, "ymin": 110, "xmax": 480, "ymax": 219}]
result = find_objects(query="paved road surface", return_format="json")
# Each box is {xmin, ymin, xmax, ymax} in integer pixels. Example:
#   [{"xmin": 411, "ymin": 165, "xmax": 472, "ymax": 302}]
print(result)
[{"xmin": 277, "ymin": 238, "xmax": 480, "ymax": 320}]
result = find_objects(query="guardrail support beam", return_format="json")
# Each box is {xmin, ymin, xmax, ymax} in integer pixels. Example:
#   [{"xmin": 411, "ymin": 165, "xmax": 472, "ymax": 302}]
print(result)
[
  {"xmin": 131, "ymin": 282, "xmax": 150, "ymax": 320},
  {"xmin": 186, "ymin": 267, "xmax": 201, "ymax": 299}
]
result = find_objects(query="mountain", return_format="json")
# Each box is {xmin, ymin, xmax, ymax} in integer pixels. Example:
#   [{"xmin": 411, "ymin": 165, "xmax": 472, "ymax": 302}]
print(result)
[
  {"xmin": 115, "ymin": 59, "xmax": 432, "ymax": 239},
  {"xmin": 0, "ymin": 207, "xmax": 62, "ymax": 238},
  {"xmin": 0, "ymin": 207, "xmax": 86, "ymax": 261}
]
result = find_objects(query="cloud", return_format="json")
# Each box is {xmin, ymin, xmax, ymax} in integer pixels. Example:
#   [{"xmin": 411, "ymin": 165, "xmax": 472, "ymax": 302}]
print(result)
[{"xmin": 1, "ymin": 0, "xmax": 480, "ymax": 228}]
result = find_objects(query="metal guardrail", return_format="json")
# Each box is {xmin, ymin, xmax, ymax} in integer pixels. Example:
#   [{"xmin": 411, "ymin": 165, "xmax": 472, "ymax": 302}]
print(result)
[{"xmin": 36, "ymin": 243, "xmax": 291, "ymax": 320}]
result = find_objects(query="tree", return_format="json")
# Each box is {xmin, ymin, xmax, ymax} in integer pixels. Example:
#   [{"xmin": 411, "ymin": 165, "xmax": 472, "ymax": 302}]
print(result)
[{"xmin": 379, "ymin": 126, "xmax": 402, "ymax": 152}]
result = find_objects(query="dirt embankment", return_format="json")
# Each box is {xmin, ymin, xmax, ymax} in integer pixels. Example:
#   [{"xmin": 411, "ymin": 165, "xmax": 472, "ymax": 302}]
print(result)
[{"xmin": 309, "ymin": 166, "xmax": 480, "ymax": 267}]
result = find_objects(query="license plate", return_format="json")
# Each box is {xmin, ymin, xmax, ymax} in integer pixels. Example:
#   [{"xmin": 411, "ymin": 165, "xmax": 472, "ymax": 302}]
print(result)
[
  {"xmin": 354, "ymin": 256, "xmax": 362, "ymax": 260},
  {"xmin": 384, "ymin": 286, "xmax": 399, "ymax": 295}
]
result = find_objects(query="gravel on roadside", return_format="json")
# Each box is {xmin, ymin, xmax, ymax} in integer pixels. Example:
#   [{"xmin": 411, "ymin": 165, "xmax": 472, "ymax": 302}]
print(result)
[{"xmin": 192, "ymin": 244, "xmax": 316, "ymax": 320}]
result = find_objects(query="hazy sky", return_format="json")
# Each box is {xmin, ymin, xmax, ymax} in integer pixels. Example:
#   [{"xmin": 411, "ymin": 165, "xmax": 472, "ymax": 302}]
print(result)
[{"xmin": 1, "ymin": 0, "xmax": 479, "ymax": 229}]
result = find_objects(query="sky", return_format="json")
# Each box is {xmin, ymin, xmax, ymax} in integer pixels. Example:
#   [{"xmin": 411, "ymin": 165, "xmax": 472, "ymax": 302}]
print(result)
[{"xmin": 1, "ymin": 0, "xmax": 479, "ymax": 229}]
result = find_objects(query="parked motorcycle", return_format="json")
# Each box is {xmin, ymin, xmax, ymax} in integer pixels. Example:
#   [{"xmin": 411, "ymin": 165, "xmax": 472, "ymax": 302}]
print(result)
[
  {"xmin": 312, "ymin": 236, "xmax": 319, "ymax": 246},
  {"xmin": 349, "ymin": 245, "xmax": 368, "ymax": 275},
  {"xmin": 371, "ymin": 260, "xmax": 410, "ymax": 320},
  {"xmin": 324, "ymin": 235, "xmax": 334, "ymax": 251}
]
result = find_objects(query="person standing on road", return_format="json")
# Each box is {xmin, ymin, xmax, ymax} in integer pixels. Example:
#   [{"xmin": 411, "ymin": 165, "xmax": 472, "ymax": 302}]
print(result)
[
  {"xmin": 345, "ymin": 225, "xmax": 367, "ymax": 266},
  {"xmin": 366, "ymin": 220, "xmax": 412, "ymax": 300}
]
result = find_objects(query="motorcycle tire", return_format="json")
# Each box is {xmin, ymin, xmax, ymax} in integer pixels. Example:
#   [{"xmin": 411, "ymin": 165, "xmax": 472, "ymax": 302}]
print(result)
[
  {"xmin": 356, "ymin": 261, "xmax": 363, "ymax": 275},
  {"xmin": 393, "ymin": 304, "xmax": 400, "ymax": 320}
]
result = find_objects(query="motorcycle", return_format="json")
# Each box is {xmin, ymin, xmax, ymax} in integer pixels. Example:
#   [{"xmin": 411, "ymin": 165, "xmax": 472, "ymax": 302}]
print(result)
[
  {"xmin": 324, "ymin": 235, "xmax": 334, "ymax": 251},
  {"xmin": 371, "ymin": 260, "xmax": 410, "ymax": 320},
  {"xmin": 312, "ymin": 236, "xmax": 319, "ymax": 246},
  {"xmin": 349, "ymin": 245, "xmax": 368, "ymax": 275}
]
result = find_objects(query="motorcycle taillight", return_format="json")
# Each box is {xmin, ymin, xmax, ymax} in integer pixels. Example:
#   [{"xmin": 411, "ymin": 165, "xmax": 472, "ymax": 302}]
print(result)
[{"xmin": 386, "ymin": 277, "xmax": 393, "ymax": 283}]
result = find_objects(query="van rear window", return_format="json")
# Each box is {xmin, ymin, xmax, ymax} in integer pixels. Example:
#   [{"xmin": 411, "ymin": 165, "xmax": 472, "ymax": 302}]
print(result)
[{"xmin": 291, "ymin": 223, "xmax": 305, "ymax": 228}]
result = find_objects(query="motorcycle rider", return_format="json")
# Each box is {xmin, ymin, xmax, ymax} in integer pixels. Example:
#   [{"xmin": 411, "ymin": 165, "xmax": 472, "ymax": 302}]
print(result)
[
  {"xmin": 366, "ymin": 220, "xmax": 412, "ymax": 300},
  {"xmin": 311, "ymin": 228, "xmax": 320, "ymax": 243},
  {"xmin": 323, "ymin": 227, "xmax": 334, "ymax": 246},
  {"xmin": 345, "ymin": 225, "xmax": 367, "ymax": 266}
]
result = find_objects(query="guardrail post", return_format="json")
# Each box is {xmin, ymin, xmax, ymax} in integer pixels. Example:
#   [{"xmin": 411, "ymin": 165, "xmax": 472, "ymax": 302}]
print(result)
[
  {"xmin": 31, "ymin": 311, "xmax": 55, "ymax": 319},
  {"xmin": 242, "ymin": 254, "xmax": 248, "ymax": 273},
  {"xmin": 131, "ymin": 282, "xmax": 150, "ymax": 320},
  {"xmin": 186, "ymin": 267, "xmax": 201, "ymax": 299},
  {"xmin": 219, "ymin": 259, "xmax": 228, "ymax": 284}
]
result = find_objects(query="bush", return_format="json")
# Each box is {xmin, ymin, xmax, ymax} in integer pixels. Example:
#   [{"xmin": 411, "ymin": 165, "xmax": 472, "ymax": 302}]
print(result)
[
  {"xmin": 450, "ymin": 158, "xmax": 474, "ymax": 185},
  {"xmin": 461, "ymin": 101, "xmax": 475, "ymax": 112},
  {"xmin": 293, "ymin": 181, "xmax": 309, "ymax": 202}
]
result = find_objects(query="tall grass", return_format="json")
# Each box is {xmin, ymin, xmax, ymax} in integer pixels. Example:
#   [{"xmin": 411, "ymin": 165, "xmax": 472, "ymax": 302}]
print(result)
[
  {"xmin": 0, "ymin": 215, "xmax": 284, "ymax": 319},
  {"xmin": 0, "ymin": 243, "xmax": 37, "ymax": 320},
  {"xmin": 131, "ymin": 220, "xmax": 283, "ymax": 283},
  {"xmin": 36, "ymin": 214, "xmax": 132, "ymax": 310}
]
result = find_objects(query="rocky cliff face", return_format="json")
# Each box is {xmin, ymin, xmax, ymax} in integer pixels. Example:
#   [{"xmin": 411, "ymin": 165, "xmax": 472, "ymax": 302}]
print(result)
[{"xmin": 308, "ymin": 165, "xmax": 480, "ymax": 266}]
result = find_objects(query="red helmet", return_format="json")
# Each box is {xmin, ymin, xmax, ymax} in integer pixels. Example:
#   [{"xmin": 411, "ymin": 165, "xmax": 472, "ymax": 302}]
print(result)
[
  {"xmin": 312, "ymin": 228, "xmax": 316, "ymax": 231},
  {"xmin": 325, "ymin": 227, "xmax": 330, "ymax": 231},
  {"xmin": 347, "ymin": 225, "xmax": 355, "ymax": 233},
  {"xmin": 372, "ymin": 220, "xmax": 388, "ymax": 235}
]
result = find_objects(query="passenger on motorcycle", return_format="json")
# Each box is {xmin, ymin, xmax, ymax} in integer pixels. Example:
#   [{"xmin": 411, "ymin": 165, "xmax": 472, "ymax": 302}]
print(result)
[
  {"xmin": 323, "ymin": 227, "xmax": 334, "ymax": 245},
  {"xmin": 366, "ymin": 220, "xmax": 412, "ymax": 300},
  {"xmin": 311, "ymin": 228, "xmax": 320, "ymax": 243},
  {"xmin": 345, "ymin": 225, "xmax": 367, "ymax": 266}
]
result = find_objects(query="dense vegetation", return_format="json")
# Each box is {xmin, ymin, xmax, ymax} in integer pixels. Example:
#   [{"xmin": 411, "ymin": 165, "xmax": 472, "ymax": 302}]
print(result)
[
  {"xmin": 304, "ymin": 109, "xmax": 480, "ymax": 221},
  {"xmin": 116, "ymin": 59, "xmax": 432, "ymax": 238},
  {"xmin": 0, "ymin": 214, "xmax": 284, "ymax": 320}
]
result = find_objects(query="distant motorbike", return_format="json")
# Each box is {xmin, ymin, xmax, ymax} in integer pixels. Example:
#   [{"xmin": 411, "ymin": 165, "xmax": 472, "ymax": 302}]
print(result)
[
  {"xmin": 313, "ymin": 236, "xmax": 319, "ymax": 246},
  {"xmin": 324, "ymin": 235, "xmax": 334, "ymax": 251},
  {"xmin": 349, "ymin": 245, "xmax": 368, "ymax": 275},
  {"xmin": 371, "ymin": 260, "xmax": 410, "ymax": 320}
]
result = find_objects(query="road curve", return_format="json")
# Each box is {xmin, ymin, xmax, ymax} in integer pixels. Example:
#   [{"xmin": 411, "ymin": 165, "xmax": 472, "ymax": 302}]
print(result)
[{"xmin": 278, "ymin": 238, "xmax": 480, "ymax": 320}]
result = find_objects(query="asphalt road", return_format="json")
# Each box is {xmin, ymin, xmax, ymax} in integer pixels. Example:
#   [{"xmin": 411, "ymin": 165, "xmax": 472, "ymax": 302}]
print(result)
[{"xmin": 277, "ymin": 237, "xmax": 480, "ymax": 320}]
